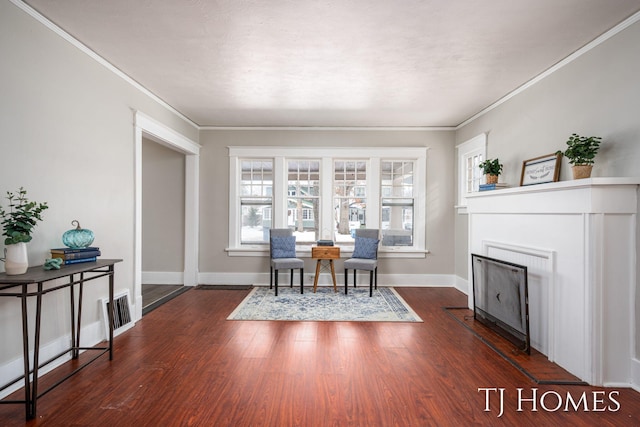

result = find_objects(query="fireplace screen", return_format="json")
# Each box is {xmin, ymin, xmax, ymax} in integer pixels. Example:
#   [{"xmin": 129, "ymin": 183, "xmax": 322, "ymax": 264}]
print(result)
[{"xmin": 471, "ymin": 254, "xmax": 530, "ymax": 354}]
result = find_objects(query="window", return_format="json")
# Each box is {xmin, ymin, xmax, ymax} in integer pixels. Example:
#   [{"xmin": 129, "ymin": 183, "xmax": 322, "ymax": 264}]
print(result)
[
  {"xmin": 457, "ymin": 134, "xmax": 487, "ymax": 211},
  {"xmin": 239, "ymin": 160, "xmax": 273, "ymax": 244},
  {"xmin": 381, "ymin": 160, "xmax": 414, "ymax": 246},
  {"xmin": 228, "ymin": 147, "xmax": 428, "ymax": 257},
  {"xmin": 287, "ymin": 160, "xmax": 320, "ymax": 243},
  {"xmin": 334, "ymin": 160, "xmax": 367, "ymax": 243}
]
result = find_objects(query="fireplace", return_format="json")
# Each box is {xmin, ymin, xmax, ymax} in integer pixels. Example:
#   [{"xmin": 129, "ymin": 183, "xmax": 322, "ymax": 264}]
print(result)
[
  {"xmin": 471, "ymin": 254, "xmax": 530, "ymax": 354},
  {"xmin": 466, "ymin": 178, "xmax": 639, "ymax": 386}
]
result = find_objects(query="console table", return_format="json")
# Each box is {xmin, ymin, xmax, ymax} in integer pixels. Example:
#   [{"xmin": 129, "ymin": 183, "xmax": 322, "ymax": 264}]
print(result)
[
  {"xmin": 311, "ymin": 246, "xmax": 340, "ymax": 293},
  {"xmin": 0, "ymin": 259, "xmax": 121, "ymax": 419}
]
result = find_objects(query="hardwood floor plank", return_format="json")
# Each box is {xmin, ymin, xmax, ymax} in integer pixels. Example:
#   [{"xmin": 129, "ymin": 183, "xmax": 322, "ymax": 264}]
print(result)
[{"xmin": 1, "ymin": 287, "xmax": 639, "ymax": 426}]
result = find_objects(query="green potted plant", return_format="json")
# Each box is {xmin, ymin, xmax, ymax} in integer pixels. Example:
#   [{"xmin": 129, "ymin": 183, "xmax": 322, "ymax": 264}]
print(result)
[
  {"xmin": 0, "ymin": 187, "xmax": 48, "ymax": 275},
  {"xmin": 478, "ymin": 158, "xmax": 503, "ymax": 184},
  {"xmin": 555, "ymin": 133, "xmax": 602, "ymax": 179}
]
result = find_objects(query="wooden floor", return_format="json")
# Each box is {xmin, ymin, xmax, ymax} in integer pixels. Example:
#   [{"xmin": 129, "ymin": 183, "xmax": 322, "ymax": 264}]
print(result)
[{"xmin": 2, "ymin": 287, "xmax": 639, "ymax": 426}]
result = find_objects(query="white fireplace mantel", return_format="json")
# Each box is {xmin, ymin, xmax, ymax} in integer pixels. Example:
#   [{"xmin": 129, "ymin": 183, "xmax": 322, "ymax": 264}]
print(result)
[{"xmin": 466, "ymin": 177, "xmax": 640, "ymax": 386}]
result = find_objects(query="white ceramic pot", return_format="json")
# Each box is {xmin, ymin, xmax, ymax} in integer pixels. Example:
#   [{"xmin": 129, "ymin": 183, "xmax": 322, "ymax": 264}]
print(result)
[{"xmin": 3, "ymin": 242, "xmax": 29, "ymax": 275}]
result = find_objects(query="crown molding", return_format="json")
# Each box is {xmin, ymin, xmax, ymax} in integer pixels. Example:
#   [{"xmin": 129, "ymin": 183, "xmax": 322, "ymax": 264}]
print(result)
[{"xmin": 200, "ymin": 125, "xmax": 455, "ymax": 131}]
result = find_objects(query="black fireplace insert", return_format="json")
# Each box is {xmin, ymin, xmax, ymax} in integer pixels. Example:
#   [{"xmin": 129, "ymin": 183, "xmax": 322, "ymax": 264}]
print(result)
[{"xmin": 471, "ymin": 253, "xmax": 530, "ymax": 354}]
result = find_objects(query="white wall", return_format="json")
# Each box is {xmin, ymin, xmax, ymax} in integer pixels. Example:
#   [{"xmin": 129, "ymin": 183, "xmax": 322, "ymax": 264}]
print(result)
[
  {"xmin": 142, "ymin": 138, "xmax": 185, "ymax": 275},
  {"xmin": 0, "ymin": 1, "xmax": 197, "ymax": 393}
]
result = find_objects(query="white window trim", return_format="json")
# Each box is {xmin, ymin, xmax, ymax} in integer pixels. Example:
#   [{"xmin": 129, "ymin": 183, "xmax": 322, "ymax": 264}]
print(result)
[
  {"xmin": 456, "ymin": 134, "xmax": 487, "ymax": 214},
  {"xmin": 227, "ymin": 146, "xmax": 429, "ymax": 258}
]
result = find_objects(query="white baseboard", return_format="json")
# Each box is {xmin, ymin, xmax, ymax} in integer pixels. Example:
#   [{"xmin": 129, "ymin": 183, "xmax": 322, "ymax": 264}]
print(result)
[
  {"xmin": 631, "ymin": 357, "xmax": 640, "ymax": 392},
  {"xmin": 198, "ymin": 272, "xmax": 457, "ymax": 288},
  {"xmin": 142, "ymin": 271, "xmax": 184, "ymax": 285},
  {"xmin": 454, "ymin": 275, "xmax": 469, "ymax": 295}
]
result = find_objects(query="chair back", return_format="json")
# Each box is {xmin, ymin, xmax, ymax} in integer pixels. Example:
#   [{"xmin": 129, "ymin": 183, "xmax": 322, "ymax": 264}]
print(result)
[
  {"xmin": 269, "ymin": 228, "xmax": 295, "ymax": 259},
  {"xmin": 270, "ymin": 228, "xmax": 293, "ymax": 238},
  {"xmin": 355, "ymin": 228, "xmax": 379, "ymax": 239}
]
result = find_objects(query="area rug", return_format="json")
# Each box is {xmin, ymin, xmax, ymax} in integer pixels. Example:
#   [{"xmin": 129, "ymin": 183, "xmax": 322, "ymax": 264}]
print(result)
[
  {"xmin": 227, "ymin": 286, "xmax": 423, "ymax": 322},
  {"xmin": 444, "ymin": 307, "xmax": 587, "ymax": 385}
]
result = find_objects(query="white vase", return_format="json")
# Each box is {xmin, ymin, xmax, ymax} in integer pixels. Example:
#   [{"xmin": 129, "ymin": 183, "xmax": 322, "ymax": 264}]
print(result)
[{"xmin": 3, "ymin": 242, "xmax": 29, "ymax": 275}]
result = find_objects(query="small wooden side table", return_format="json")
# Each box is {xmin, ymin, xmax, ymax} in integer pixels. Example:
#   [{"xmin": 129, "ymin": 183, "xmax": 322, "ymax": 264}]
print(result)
[{"xmin": 311, "ymin": 246, "xmax": 340, "ymax": 293}]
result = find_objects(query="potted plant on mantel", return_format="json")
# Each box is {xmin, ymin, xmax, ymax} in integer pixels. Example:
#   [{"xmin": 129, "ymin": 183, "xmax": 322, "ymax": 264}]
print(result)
[
  {"xmin": 0, "ymin": 188, "xmax": 48, "ymax": 275},
  {"xmin": 555, "ymin": 133, "xmax": 602, "ymax": 179},
  {"xmin": 478, "ymin": 158, "xmax": 504, "ymax": 184}
]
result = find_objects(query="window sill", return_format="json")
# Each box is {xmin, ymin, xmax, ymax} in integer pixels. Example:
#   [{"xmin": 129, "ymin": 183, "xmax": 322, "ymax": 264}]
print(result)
[{"xmin": 225, "ymin": 247, "xmax": 430, "ymax": 259}]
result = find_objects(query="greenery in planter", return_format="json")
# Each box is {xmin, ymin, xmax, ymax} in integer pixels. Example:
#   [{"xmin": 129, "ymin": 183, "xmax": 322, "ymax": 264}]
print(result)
[
  {"xmin": 478, "ymin": 158, "xmax": 503, "ymax": 176},
  {"xmin": 0, "ymin": 187, "xmax": 48, "ymax": 245},
  {"xmin": 555, "ymin": 133, "xmax": 602, "ymax": 165}
]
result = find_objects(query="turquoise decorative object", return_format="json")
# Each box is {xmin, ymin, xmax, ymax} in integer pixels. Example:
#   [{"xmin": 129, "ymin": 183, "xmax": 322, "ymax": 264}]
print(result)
[
  {"xmin": 43, "ymin": 258, "xmax": 63, "ymax": 270},
  {"xmin": 62, "ymin": 220, "xmax": 95, "ymax": 249}
]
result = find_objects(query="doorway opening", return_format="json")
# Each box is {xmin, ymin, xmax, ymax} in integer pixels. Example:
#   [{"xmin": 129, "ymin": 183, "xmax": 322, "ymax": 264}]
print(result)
[{"xmin": 134, "ymin": 111, "xmax": 200, "ymax": 320}]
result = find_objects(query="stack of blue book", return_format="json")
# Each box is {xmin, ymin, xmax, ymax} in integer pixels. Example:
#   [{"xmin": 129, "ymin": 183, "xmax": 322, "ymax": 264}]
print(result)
[
  {"xmin": 50, "ymin": 247, "xmax": 101, "ymax": 265},
  {"xmin": 479, "ymin": 183, "xmax": 509, "ymax": 191}
]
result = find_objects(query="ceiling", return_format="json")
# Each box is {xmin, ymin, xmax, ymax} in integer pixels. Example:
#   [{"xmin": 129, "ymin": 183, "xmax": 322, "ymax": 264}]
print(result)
[{"xmin": 22, "ymin": 0, "xmax": 640, "ymax": 128}]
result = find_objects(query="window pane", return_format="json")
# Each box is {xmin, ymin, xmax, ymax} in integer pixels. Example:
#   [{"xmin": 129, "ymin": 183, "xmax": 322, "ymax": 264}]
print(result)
[
  {"xmin": 288, "ymin": 198, "xmax": 319, "ymax": 243},
  {"xmin": 334, "ymin": 160, "xmax": 367, "ymax": 243},
  {"xmin": 240, "ymin": 202, "xmax": 271, "ymax": 244},
  {"xmin": 288, "ymin": 160, "xmax": 320, "ymax": 242},
  {"xmin": 241, "ymin": 160, "xmax": 273, "ymax": 197},
  {"xmin": 381, "ymin": 160, "xmax": 414, "ymax": 246},
  {"xmin": 381, "ymin": 203, "xmax": 413, "ymax": 246},
  {"xmin": 240, "ymin": 159, "xmax": 273, "ymax": 244},
  {"xmin": 381, "ymin": 161, "xmax": 413, "ymax": 197},
  {"xmin": 334, "ymin": 197, "xmax": 366, "ymax": 243},
  {"xmin": 465, "ymin": 153, "xmax": 483, "ymax": 194}
]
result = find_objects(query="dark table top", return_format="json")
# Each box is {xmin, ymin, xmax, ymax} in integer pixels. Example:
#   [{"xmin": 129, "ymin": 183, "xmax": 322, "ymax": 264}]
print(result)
[{"xmin": 0, "ymin": 259, "xmax": 122, "ymax": 288}]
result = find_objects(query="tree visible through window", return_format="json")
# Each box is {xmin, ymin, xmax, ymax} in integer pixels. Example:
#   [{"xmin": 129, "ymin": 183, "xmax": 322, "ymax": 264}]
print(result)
[
  {"xmin": 240, "ymin": 160, "xmax": 273, "ymax": 244},
  {"xmin": 334, "ymin": 160, "xmax": 366, "ymax": 243},
  {"xmin": 287, "ymin": 160, "xmax": 320, "ymax": 243}
]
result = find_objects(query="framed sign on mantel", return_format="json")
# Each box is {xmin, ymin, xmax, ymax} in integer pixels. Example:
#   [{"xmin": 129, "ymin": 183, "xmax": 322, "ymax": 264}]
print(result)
[{"xmin": 520, "ymin": 153, "xmax": 562, "ymax": 186}]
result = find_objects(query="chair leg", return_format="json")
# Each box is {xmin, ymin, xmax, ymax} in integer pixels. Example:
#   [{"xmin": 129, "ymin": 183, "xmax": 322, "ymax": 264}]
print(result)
[
  {"xmin": 275, "ymin": 269, "xmax": 279, "ymax": 296},
  {"xmin": 353, "ymin": 270, "xmax": 357, "ymax": 287},
  {"xmin": 375, "ymin": 267, "xmax": 378, "ymax": 289},
  {"xmin": 300, "ymin": 268, "xmax": 304, "ymax": 294},
  {"xmin": 270, "ymin": 266, "xmax": 273, "ymax": 289},
  {"xmin": 344, "ymin": 268, "xmax": 348, "ymax": 294},
  {"xmin": 290, "ymin": 269, "xmax": 294, "ymax": 288},
  {"xmin": 369, "ymin": 270, "xmax": 373, "ymax": 297}
]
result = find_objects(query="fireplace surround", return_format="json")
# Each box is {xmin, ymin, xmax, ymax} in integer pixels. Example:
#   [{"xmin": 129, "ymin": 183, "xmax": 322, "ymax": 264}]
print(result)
[{"xmin": 466, "ymin": 177, "xmax": 640, "ymax": 386}]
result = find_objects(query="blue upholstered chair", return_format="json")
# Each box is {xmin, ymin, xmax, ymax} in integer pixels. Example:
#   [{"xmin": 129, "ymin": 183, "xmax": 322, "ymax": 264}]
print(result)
[
  {"xmin": 344, "ymin": 229, "xmax": 380, "ymax": 297},
  {"xmin": 270, "ymin": 228, "xmax": 304, "ymax": 296}
]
